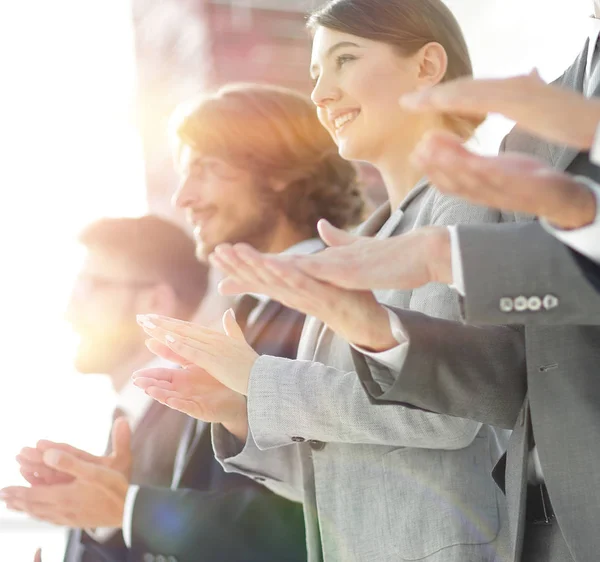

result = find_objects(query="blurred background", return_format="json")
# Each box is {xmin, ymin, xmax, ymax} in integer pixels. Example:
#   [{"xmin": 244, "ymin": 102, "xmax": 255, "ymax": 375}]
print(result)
[{"xmin": 0, "ymin": 0, "xmax": 593, "ymax": 558}]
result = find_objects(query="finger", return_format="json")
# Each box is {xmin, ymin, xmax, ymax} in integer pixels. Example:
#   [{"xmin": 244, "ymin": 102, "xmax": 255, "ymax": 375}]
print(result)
[
  {"xmin": 138, "ymin": 315, "xmax": 218, "ymax": 345},
  {"xmin": 11, "ymin": 500, "xmax": 72, "ymax": 526},
  {"xmin": 164, "ymin": 397, "xmax": 203, "ymax": 417},
  {"xmin": 19, "ymin": 469, "xmax": 48, "ymax": 487},
  {"xmin": 221, "ymin": 244, "xmax": 275, "ymax": 287},
  {"xmin": 110, "ymin": 418, "xmax": 131, "ymax": 461},
  {"xmin": 132, "ymin": 367, "xmax": 176, "ymax": 383},
  {"xmin": 217, "ymin": 276, "xmax": 251, "ymax": 296},
  {"xmin": 144, "ymin": 338, "xmax": 193, "ymax": 367},
  {"xmin": 41, "ymin": 450, "xmax": 108, "ymax": 483},
  {"xmin": 16, "ymin": 459, "xmax": 70, "ymax": 485},
  {"xmin": 0, "ymin": 486, "xmax": 32, "ymax": 500},
  {"xmin": 317, "ymin": 219, "xmax": 360, "ymax": 247},
  {"xmin": 145, "ymin": 386, "xmax": 188, "ymax": 407},
  {"xmin": 400, "ymin": 77, "xmax": 497, "ymax": 115},
  {"xmin": 263, "ymin": 258, "xmax": 329, "ymax": 300},
  {"xmin": 222, "ymin": 309, "xmax": 245, "ymax": 341},
  {"xmin": 36, "ymin": 441, "xmax": 100, "ymax": 464},
  {"xmin": 209, "ymin": 251, "xmax": 252, "ymax": 285},
  {"xmin": 292, "ymin": 251, "xmax": 349, "ymax": 285},
  {"xmin": 18, "ymin": 447, "xmax": 44, "ymax": 463},
  {"xmin": 0, "ymin": 485, "xmax": 66, "ymax": 505},
  {"xmin": 133, "ymin": 376, "xmax": 175, "ymax": 391},
  {"xmin": 161, "ymin": 335, "xmax": 221, "ymax": 371},
  {"xmin": 34, "ymin": 548, "xmax": 42, "ymax": 562}
]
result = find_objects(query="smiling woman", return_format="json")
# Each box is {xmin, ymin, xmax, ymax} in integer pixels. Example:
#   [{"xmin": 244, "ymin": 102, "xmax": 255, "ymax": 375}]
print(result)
[{"xmin": 0, "ymin": 0, "xmax": 146, "ymax": 559}]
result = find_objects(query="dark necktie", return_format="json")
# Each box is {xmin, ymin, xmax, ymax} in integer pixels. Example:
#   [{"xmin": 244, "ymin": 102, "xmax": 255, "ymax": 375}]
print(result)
[
  {"xmin": 233, "ymin": 294, "xmax": 260, "ymax": 332},
  {"xmin": 104, "ymin": 406, "xmax": 126, "ymax": 456}
]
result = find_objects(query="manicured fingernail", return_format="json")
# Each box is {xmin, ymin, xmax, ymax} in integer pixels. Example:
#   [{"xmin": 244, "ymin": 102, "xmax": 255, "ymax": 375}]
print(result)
[
  {"xmin": 43, "ymin": 449, "xmax": 61, "ymax": 467},
  {"xmin": 136, "ymin": 315, "xmax": 156, "ymax": 329},
  {"xmin": 165, "ymin": 334, "xmax": 176, "ymax": 343}
]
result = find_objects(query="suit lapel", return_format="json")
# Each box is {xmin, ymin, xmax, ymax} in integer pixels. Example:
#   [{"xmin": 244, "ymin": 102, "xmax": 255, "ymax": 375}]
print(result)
[
  {"xmin": 243, "ymin": 299, "xmax": 284, "ymax": 347},
  {"xmin": 549, "ymin": 41, "xmax": 589, "ymax": 171},
  {"xmin": 129, "ymin": 400, "xmax": 163, "ymax": 454}
]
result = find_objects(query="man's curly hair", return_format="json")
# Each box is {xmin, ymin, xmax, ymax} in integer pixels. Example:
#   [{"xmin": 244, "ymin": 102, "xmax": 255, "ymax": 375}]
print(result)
[{"xmin": 170, "ymin": 83, "xmax": 366, "ymax": 236}]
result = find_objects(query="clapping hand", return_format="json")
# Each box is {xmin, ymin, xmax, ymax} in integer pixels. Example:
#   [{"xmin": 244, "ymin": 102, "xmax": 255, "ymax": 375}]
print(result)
[
  {"xmin": 136, "ymin": 310, "xmax": 258, "ymax": 397},
  {"xmin": 210, "ymin": 242, "xmax": 398, "ymax": 351},
  {"xmin": 401, "ymin": 71, "xmax": 600, "ymax": 150},
  {"xmin": 133, "ymin": 335, "xmax": 249, "ymax": 440},
  {"xmin": 1, "ymin": 420, "xmax": 132, "ymax": 528},
  {"xmin": 411, "ymin": 132, "xmax": 597, "ymax": 230}
]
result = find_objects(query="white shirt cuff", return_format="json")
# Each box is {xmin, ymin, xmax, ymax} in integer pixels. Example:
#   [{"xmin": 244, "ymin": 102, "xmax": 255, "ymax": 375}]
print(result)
[
  {"xmin": 350, "ymin": 307, "xmax": 409, "ymax": 370},
  {"xmin": 541, "ymin": 177, "xmax": 600, "ymax": 263},
  {"xmin": 590, "ymin": 121, "xmax": 600, "ymax": 165},
  {"xmin": 447, "ymin": 226, "xmax": 466, "ymax": 296},
  {"xmin": 85, "ymin": 527, "xmax": 118, "ymax": 543},
  {"xmin": 122, "ymin": 485, "xmax": 140, "ymax": 548}
]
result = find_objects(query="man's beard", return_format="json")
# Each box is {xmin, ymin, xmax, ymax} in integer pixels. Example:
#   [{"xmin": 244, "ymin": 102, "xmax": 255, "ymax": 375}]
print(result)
[{"xmin": 195, "ymin": 185, "xmax": 283, "ymax": 260}]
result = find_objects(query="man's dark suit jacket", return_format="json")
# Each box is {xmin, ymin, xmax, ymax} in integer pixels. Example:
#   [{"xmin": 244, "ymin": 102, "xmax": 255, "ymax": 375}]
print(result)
[
  {"xmin": 128, "ymin": 299, "xmax": 307, "ymax": 562},
  {"xmin": 63, "ymin": 400, "xmax": 189, "ymax": 562}
]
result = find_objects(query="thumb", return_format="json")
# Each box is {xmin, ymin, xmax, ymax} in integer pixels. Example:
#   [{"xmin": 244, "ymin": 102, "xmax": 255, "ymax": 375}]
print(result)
[
  {"xmin": 111, "ymin": 417, "xmax": 132, "ymax": 461},
  {"xmin": 317, "ymin": 219, "xmax": 361, "ymax": 247},
  {"xmin": 528, "ymin": 67, "xmax": 543, "ymax": 82},
  {"xmin": 42, "ymin": 449, "xmax": 97, "ymax": 481},
  {"xmin": 223, "ymin": 308, "xmax": 246, "ymax": 341}
]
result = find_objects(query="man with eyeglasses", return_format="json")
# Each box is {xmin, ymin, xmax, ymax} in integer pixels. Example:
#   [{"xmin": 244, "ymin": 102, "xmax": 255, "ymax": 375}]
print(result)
[{"xmin": 22, "ymin": 215, "xmax": 209, "ymax": 562}]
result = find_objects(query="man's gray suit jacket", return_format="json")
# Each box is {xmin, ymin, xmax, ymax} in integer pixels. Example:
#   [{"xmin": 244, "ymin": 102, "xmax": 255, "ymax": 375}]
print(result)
[{"xmin": 353, "ymin": 43, "xmax": 600, "ymax": 562}]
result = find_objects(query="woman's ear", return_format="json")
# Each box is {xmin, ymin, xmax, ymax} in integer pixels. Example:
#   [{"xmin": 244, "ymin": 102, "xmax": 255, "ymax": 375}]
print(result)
[{"xmin": 417, "ymin": 42, "xmax": 448, "ymax": 89}]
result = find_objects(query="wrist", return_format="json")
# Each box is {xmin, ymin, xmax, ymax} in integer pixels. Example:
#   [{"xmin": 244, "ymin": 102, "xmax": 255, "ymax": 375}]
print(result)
[
  {"xmin": 351, "ymin": 302, "xmax": 397, "ymax": 352},
  {"xmin": 223, "ymin": 419, "xmax": 249, "ymax": 442},
  {"xmin": 548, "ymin": 182, "xmax": 597, "ymax": 230},
  {"xmin": 425, "ymin": 227, "xmax": 452, "ymax": 284},
  {"xmin": 223, "ymin": 399, "xmax": 249, "ymax": 442}
]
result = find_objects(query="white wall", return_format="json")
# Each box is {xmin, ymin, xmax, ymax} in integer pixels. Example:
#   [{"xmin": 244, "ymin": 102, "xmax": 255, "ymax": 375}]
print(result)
[{"xmin": 447, "ymin": 0, "xmax": 593, "ymax": 151}]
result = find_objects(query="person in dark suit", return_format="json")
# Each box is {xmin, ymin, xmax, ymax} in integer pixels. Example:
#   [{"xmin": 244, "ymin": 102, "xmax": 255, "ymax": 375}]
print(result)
[
  {"xmin": 10, "ymin": 216, "xmax": 209, "ymax": 562},
  {"xmin": 4, "ymin": 83, "xmax": 365, "ymax": 562}
]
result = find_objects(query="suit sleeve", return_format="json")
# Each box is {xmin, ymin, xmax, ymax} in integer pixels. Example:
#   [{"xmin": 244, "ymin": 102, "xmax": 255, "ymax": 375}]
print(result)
[
  {"xmin": 244, "ymin": 356, "xmax": 483, "ymax": 451},
  {"xmin": 572, "ymin": 249, "xmax": 600, "ymax": 291},
  {"xmin": 352, "ymin": 193, "xmax": 528, "ymax": 429},
  {"xmin": 351, "ymin": 316, "xmax": 526, "ymax": 429},
  {"xmin": 459, "ymin": 221, "xmax": 600, "ymax": 325},
  {"xmin": 129, "ymin": 484, "xmax": 306, "ymax": 562}
]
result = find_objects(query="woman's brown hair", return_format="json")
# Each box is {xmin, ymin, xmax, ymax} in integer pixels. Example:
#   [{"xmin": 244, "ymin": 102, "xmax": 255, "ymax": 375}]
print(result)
[
  {"xmin": 170, "ymin": 83, "xmax": 365, "ymax": 234},
  {"xmin": 308, "ymin": 0, "xmax": 484, "ymax": 139}
]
